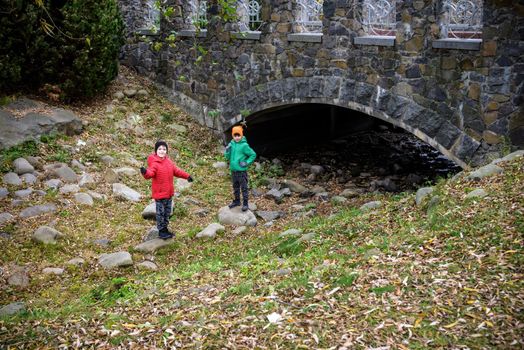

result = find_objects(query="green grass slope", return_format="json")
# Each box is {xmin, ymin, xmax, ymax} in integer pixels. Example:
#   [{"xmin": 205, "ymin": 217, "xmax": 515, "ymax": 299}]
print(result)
[{"xmin": 1, "ymin": 70, "xmax": 522, "ymax": 349}]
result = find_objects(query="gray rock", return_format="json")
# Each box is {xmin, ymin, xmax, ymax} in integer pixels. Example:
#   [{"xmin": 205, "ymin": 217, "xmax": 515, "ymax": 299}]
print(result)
[
  {"xmin": 25, "ymin": 156, "xmax": 42, "ymax": 169},
  {"xmin": 275, "ymin": 268, "xmax": 292, "ymax": 276},
  {"xmin": 7, "ymin": 268, "xmax": 29, "ymax": 288},
  {"xmin": 114, "ymin": 167, "xmax": 137, "ymax": 177},
  {"xmin": 14, "ymin": 188, "xmax": 33, "ymax": 198},
  {"xmin": 0, "ymin": 212, "xmax": 14, "ymax": 225},
  {"xmin": 34, "ymin": 189, "xmax": 46, "ymax": 196},
  {"xmin": 314, "ymin": 192, "xmax": 330, "ymax": 201},
  {"xmin": 50, "ymin": 164, "xmax": 78, "ymax": 183},
  {"xmin": 13, "ymin": 158, "xmax": 34, "ymax": 175},
  {"xmin": 492, "ymin": 150, "xmax": 524, "ymax": 164},
  {"xmin": 74, "ymin": 193, "xmax": 94, "ymax": 206},
  {"xmin": 45, "ymin": 179, "xmax": 62, "ymax": 189},
  {"xmin": 169, "ymin": 123, "xmax": 187, "ymax": 133},
  {"xmin": 33, "ymin": 226, "xmax": 63, "ymax": 244},
  {"xmin": 78, "ymin": 173, "xmax": 95, "ymax": 188},
  {"xmin": 11, "ymin": 199, "xmax": 25, "ymax": 207},
  {"xmin": 42, "ymin": 267, "xmax": 64, "ymax": 275},
  {"xmin": 137, "ymin": 261, "xmax": 158, "ymax": 271},
  {"xmin": 98, "ymin": 252, "xmax": 133, "ymax": 269},
  {"xmin": 416, "ymin": 187, "xmax": 434, "ymax": 206},
  {"xmin": 20, "ymin": 204, "xmax": 57, "ymax": 218},
  {"xmin": 87, "ymin": 191, "xmax": 105, "ymax": 201},
  {"xmin": 280, "ymin": 179, "xmax": 307, "ymax": 193},
  {"xmin": 113, "ymin": 91, "xmax": 125, "ymax": 100},
  {"xmin": 466, "ymin": 164, "xmax": 503, "ymax": 181},
  {"xmin": 297, "ymin": 232, "xmax": 316, "ymax": 242},
  {"xmin": 310, "ymin": 165, "xmax": 324, "ymax": 175},
  {"xmin": 176, "ymin": 178, "xmax": 192, "ymax": 192},
  {"xmin": 123, "ymin": 89, "xmax": 137, "ymax": 98},
  {"xmin": 143, "ymin": 227, "xmax": 159, "ymax": 241},
  {"xmin": 311, "ymin": 185, "xmax": 326, "ymax": 194},
  {"xmin": 0, "ymin": 302, "xmax": 26, "ymax": 317},
  {"xmin": 360, "ymin": 201, "xmax": 382, "ymax": 211},
  {"xmin": 70, "ymin": 159, "xmax": 86, "ymax": 171},
  {"xmin": 465, "ymin": 188, "xmax": 488, "ymax": 199},
  {"xmin": 339, "ymin": 188, "xmax": 360, "ymax": 198},
  {"xmin": 278, "ymin": 228, "xmax": 303, "ymax": 238},
  {"xmin": 256, "ymin": 210, "xmax": 283, "ymax": 222},
  {"xmin": 136, "ymin": 89, "xmax": 149, "ymax": 99},
  {"xmin": 0, "ymin": 187, "xmax": 8, "ymax": 199},
  {"xmin": 192, "ymin": 208, "xmax": 209, "ymax": 217},
  {"xmin": 0, "ymin": 103, "xmax": 82, "ymax": 150},
  {"xmin": 265, "ymin": 188, "xmax": 284, "ymax": 203},
  {"xmin": 3, "ymin": 172, "xmax": 22, "ymax": 186},
  {"xmin": 142, "ymin": 201, "xmax": 174, "ymax": 219},
  {"xmin": 112, "ymin": 183, "xmax": 142, "ymax": 202},
  {"xmin": 100, "ymin": 155, "xmax": 115, "ymax": 165},
  {"xmin": 93, "ymin": 238, "xmax": 111, "ymax": 247},
  {"xmin": 135, "ymin": 238, "xmax": 174, "ymax": 252},
  {"xmin": 59, "ymin": 184, "xmax": 80, "ymax": 194},
  {"xmin": 103, "ymin": 168, "xmax": 119, "ymax": 183},
  {"xmin": 218, "ymin": 206, "xmax": 257, "ymax": 226},
  {"xmin": 66, "ymin": 258, "xmax": 86, "ymax": 266},
  {"xmin": 212, "ymin": 161, "xmax": 228, "ymax": 169},
  {"xmin": 232, "ymin": 226, "xmax": 247, "ymax": 235},
  {"xmin": 196, "ymin": 223, "xmax": 225, "ymax": 238},
  {"xmin": 20, "ymin": 173, "xmax": 37, "ymax": 184},
  {"xmin": 331, "ymin": 196, "xmax": 348, "ymax": 204}
]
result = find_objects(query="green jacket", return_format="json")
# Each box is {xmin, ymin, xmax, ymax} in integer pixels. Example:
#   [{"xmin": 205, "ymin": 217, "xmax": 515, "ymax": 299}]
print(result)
[{"xmin": 224, "ymin": 136, "xmax": 257, "ymax": 172}]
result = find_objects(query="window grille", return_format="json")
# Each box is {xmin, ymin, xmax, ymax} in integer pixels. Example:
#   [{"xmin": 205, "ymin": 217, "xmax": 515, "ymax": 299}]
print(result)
[
  {"xmin": 238, "ymin": 0, "xmax": 262, "ymax": 31},
  {"xmin": 190, "ymin": 0, "xmax": 208, "ymax": 29},
  {"xmin": 360, "ymin": 0, "xmax": 396, "ymax": 36},
  {"xmin": 296, "ymin": 0, "xmax": 323, "ymax": 32},
  {"xmin": 442, "ymin": 0, "xmax": 482, "ymax": 39},
  {"xmin": 144, "ymin": 0, "xmax": 161, "ymax": 31}
]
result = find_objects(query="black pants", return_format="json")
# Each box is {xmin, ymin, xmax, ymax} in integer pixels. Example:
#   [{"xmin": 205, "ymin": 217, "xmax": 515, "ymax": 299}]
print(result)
[
  {"xmin": 155, "ymin": 198, "xmax": 172, "ymax": 232},
  {"xmin": 231, "ymin": 171, "xmax": 249, "ymax": 205}
]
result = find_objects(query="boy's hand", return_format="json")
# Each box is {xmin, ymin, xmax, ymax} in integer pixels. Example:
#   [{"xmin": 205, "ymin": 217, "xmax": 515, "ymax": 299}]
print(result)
[
  {"xmin": 239, "ymin": 161, "xmax": 247, "ymax": 167},
  {"xmin": 140, "ymin": 167, "xmax": 147, "ymax": 175},
  {"xmin": 225, "ymin": 144, "xmax": 231, "ymax": 152},
  {"xmin": 187, "ymin": 176, "xmax": 194, "ymax": 182}
]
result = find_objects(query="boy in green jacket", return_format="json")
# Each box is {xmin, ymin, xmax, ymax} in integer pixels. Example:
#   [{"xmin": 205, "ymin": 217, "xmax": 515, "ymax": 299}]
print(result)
[{"xmin": 224, "ymin": 125, "xmax": 257, "ymax": 211}]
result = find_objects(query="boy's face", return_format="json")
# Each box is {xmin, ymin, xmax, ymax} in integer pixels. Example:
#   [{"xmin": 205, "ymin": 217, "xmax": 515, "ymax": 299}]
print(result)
[
  {"xmin": 156, "ymin": 145, "xmax": 167, "ymax": 158},
  {"xmin": 233, "ymin": 134, "xmax": 242, "ymax": 142}
]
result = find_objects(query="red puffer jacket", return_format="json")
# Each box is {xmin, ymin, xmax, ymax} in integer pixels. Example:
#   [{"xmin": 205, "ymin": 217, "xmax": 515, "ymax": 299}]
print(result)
[{"xmin": 142, "ymin": 153, "xmax": 190, "ymax": 199}]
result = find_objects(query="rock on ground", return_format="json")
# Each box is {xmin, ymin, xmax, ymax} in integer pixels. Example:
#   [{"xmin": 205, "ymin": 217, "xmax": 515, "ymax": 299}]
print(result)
[
  {"xmin": 218, "ymin": 206, "xmax": 258, "ymax": 226},
  {"xmin": 0, "ymin": 302, "xmax": 26, "ymax": 317},
  {"xmin": 112, "ymin": 183, "xmax": 142, "ymax": 202},
  {"xmin": 98, "ymin": 252, "xmax": 133, "ymax": 269},
  {"xmin": 33, "ymin": 226, "xmax": 63, "ymax": 244},
  {"xmin": 196, "ymin": 223, "xmax": 225, "ymax": 238},
  {"xmin": 135, "ymin": 238, "xmax": 174, "ymax": 253}
]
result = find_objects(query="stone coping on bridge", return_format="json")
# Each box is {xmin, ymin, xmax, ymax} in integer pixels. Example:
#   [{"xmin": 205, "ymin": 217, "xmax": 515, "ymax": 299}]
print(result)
[
  {"xmin": 176, "ymin": 29, "xmax": 208, "ymax": 38},
  {"xmin": 353, "ymin": 35, "xmax": 396, "ymax": 47},
  {"xmin": 231, "ymin": 31, "xmax": 262, "ymax": 40},
  {"xmin": 287, "ymin": 33, "xmax": 323, "ymax": 43},
  {"xmin": 432, "ymin": 38, "xmax": 482, "ymax": 51},
  {"xmin": 135, "ymin": 28, "xmax": 159, "ymax": 36}
]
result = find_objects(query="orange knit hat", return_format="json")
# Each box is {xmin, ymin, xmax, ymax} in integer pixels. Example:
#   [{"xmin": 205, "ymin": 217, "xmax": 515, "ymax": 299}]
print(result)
[{"xmin": 232, "ymin": 125, "xmax": 244, "ymax": 137}]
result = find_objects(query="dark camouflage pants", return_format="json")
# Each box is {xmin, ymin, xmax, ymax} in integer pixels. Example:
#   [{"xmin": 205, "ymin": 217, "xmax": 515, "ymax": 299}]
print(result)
[
  {"xmin": 155, "ymin": 198, "xmax": 172, "ymax": 232},
  {"xmin": 231, "ymin": 171, "xmax": 249, "ymax": 205}
]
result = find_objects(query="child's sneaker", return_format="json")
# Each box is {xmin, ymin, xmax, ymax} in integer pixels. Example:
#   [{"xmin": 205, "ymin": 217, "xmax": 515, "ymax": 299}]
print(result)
[
  {"xmin": 228, "ymin": 201, "xmax": 240, "ymax": 209},
  {"xmin": 241, "ymin": 204, "xmax": 249, "ymax": 212},
  {"xmin": 158, "ymin": 229, "xmax": 173, "ymax": 240}
]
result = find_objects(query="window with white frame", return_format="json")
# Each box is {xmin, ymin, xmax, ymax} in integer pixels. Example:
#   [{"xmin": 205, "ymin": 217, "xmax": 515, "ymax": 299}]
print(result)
[
  {"xmin": 360, "ymin": 0, "xmax": 396, "ymax": 36},
  {"xmin": 441, "ymin": 0, "xmax": 482, "ymax": 39},
  {"xmin": 188, "ymin": 0, "xmax": 208, "ymax": 29},
  {"xmin": 143, "ymin": 0, "xmax": 161, "ymax": 32},
  {"xmin": 295, "ymin": 0, "xmax": 324, "ymax": 33},
  {"xmin": 238, "ymin": 0, "xmax": 262, "ymax": 31}
]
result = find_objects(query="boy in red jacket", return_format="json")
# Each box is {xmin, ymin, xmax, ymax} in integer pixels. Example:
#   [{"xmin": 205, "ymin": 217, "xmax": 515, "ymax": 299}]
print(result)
[{"xmin": 140, "ymin": 140, "xmax": 193, "ymax": 239}]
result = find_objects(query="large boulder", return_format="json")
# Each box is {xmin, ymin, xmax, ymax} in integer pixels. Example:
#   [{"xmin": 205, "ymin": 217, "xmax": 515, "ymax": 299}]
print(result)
[
  {"xmin": 466, "ymin": 164, "xmax": 503, "ymax": 181},
  {"xmin": 112, "ymin": 183, "xmax": 142, "ymax": 202},
  {"xmin": 0, "ymin": 100, "xmax": 83, "ymax": 150},
  {"xmin": 98, "ymin": 252, "xmax": 133, "ymax": 269},
  {"xmin": 33, "ymin": 226, "xmax": 63, "ymax": 244},
  {"xmin": 218, "ymin": 206, "xmax": 257, "ymax": 226}
]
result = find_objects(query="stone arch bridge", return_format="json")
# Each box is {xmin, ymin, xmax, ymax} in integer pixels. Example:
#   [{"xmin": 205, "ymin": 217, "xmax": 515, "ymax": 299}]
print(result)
[{"xmin": 119, "ymin": 0, "xmax": 523, "ymax": 168}]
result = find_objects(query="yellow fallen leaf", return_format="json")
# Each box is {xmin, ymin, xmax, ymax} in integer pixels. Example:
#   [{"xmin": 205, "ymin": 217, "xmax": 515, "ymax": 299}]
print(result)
[
  {"xmin": 122, "ymin": 323, "xmax": 137, "ymax": 328},
  {"xmin": 485, "ymin": 320, "xmax": 494, "ymax": 327},
  {"xmin": 464, "ymin": 287, "xmax": 479, "ymax": 292},
  {"xmin": 443, "ymin": 320, "xmax": 458, "ymax": 328}
]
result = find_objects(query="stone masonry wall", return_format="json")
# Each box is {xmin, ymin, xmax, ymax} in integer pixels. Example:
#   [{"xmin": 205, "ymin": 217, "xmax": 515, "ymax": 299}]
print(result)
[{"xmin": 119, "ymin": 0, "xmax": 523, "ymax": 167}]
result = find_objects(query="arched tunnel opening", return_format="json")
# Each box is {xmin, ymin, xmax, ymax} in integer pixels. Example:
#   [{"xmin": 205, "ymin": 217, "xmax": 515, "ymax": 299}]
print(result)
[{"xmin": 227, "ymin": 104, "xmax": 462, "ymax": 193}]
